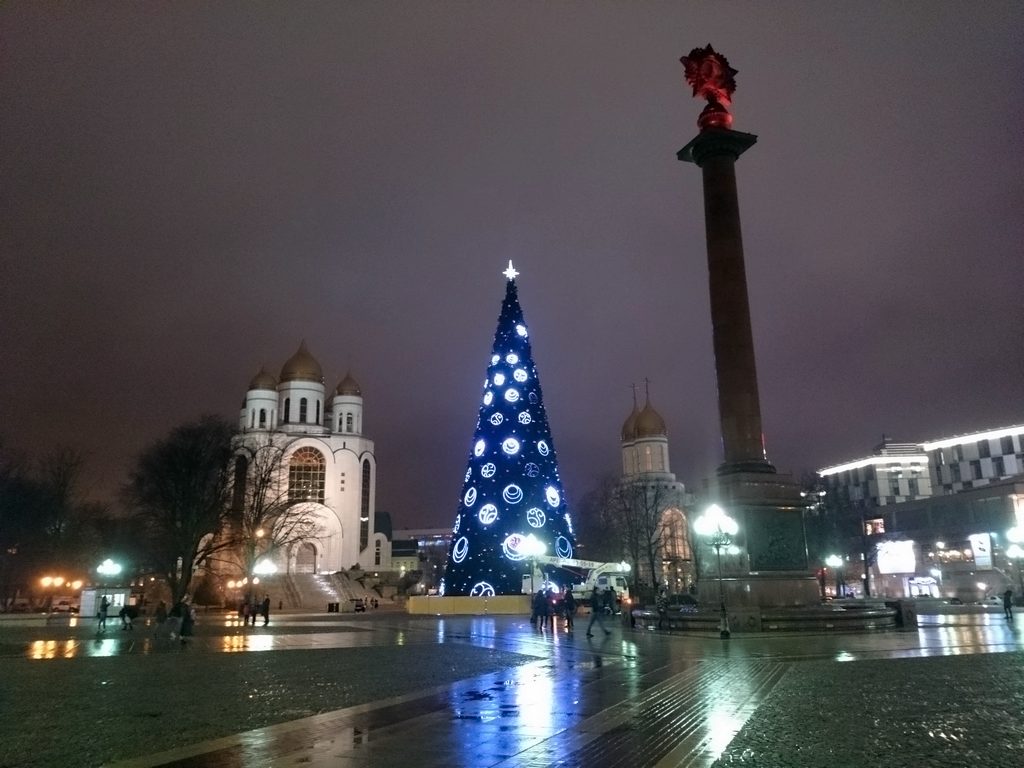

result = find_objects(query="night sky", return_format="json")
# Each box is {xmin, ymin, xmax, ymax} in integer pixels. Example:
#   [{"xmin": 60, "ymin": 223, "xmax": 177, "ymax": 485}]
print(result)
[{"xmin": 3, "ymin": 3, "xmax": 1022, "ymax": 529}]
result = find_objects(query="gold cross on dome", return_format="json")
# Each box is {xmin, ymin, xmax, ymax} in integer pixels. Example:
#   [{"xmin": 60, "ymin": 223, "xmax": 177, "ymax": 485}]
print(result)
[{"xmin": 503, "ymin": 260, "xmax": 519, "ymax": 280}]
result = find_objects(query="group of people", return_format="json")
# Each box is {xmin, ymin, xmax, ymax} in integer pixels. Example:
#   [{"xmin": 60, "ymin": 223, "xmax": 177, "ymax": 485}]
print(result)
[
  {"xmin": 96, "ymin": 595, "xmax": 196, "ymax": 645},
  {"xmin": 530, "ymin": 587, "xmax": 576, "ymax": 630},
  {"xmin": 529, "ymin": 585, "xmax": 621, "ymax": 637},
  {"xmin": 238, "ymin": 594, "xmax": 272, "ymax": 626}
]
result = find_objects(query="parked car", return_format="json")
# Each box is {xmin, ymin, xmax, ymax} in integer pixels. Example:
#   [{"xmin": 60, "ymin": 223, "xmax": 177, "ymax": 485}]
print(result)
[
  {"xmin": 352, "ymin": 599, "xmax": 366, "ymax": 613},
  {"xmin": 52, "ymin": 599, "xmax": 79, "ymax": 613}
]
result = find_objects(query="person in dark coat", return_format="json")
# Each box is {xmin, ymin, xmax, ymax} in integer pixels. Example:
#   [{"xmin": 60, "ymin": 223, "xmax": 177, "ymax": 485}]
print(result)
[
  {"xmin": 562, "ymin": 591, "xmax": 576, "ymax": 632},
  {"xmin": 97, "ymin": 596, "xmax": 110, "ymax": 631},
  {"xmin": 530, "ymin": 590, "xmax": 544, "ymax": 629},
  {"xmin": 174, "ymin": 598, "xmax": 196, "ymax": 645},
  {"xmin": 656, "ymin": 589, "xmax": 670, "ymax": 630},
  {"xmin": 1004, "ymin": 589, "xmax": 1014, "ymax": 620},
  {"xmin": 537, "ymin": 589, "xmax": 551, "ymax": 630},
  {"xmin": 586, "ymin": 586, "xmax": 611, "ymax": 637},
  {"xmin": 261, "ymin": 595, "xmax": 271, "ymax": 626}
]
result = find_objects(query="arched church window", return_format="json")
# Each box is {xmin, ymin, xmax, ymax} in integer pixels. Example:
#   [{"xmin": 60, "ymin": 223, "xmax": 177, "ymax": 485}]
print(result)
[
  {"xmin": 643, "ymin": 446, "xmax": 653, "ymax": 472},
  {"xmin": 660, "ymin": 508, "xmax": 691, "ymax": 561},
  {"xmin": 288, "ymin": 447, "xmax": 325, "ymax": 503},
  {"xmin": 315, "ymin": 400, "xmax": 321, "ymax": 424},
  {"xmin": 284, "ymin": 398, "xmax": 291, "ymax": 423},
  {"xmin": 249, "ymin": 410, "xmax": 255, "ymax": 429},
  {"xmin": 360, "ymin": 459, "xmax": 371, "ymax": 549},
  {"xmin": 259, "ymin": 409, "xmax": 267, "ymax": 428},
  {"xmin": 232, "ymin": 455, "xmax": 248, "ymax": 512},
  {"xmin": 375, "ymin": 540, "xmax": 382, "ymax": 566},
  {"xmin": 346, "ymin": 413, "xmax": 353, "ymax": 432},
  {"xmin": 299, "ymin": 398, "xmax": 308, "ymax": 423}
]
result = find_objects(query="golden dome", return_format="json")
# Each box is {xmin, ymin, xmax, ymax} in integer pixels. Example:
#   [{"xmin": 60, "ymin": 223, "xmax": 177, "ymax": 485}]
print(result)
[
  {"xmin": 621, "ymin": 405, "xmax": 640, "ymax": 442},
  {"xmin": 280, "ymin": 341, "xmax": 324, "ymax": 384},
  {"xmin": 248, "ymin": 367, "xmax": 277, "ymax": 391},
  {"xmin": 635, "ymin": 401, "xmax": 667, "ymax": 438},
  {"xmin": 335, "ymin": 372, "xmax": 362, "ymax": 397}
]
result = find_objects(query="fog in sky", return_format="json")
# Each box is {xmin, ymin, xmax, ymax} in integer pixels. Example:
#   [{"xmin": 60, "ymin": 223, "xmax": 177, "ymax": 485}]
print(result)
[{"xmin": 3, "ymin": 2, "xmax": 1022, "ymax": 528}]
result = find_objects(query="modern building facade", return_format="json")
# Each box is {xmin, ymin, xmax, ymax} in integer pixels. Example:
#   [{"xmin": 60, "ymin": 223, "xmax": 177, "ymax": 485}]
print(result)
[
  {"xmin": 818, "ymin": 424, "xmax": 1024, "ymax": 600},
  {"xmin": 235, "ymin": 342, "xmax": 390, "ymax": 574}
]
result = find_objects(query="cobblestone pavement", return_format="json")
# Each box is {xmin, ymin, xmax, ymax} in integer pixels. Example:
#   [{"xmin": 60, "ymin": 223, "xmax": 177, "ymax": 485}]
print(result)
[{"xmin": 2, "ymin": 608, "xmax": 1022, "ymax": 767}]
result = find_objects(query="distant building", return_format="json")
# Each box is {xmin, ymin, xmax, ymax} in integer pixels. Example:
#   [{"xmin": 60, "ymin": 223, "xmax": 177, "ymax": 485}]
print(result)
[
  {"xmin": 819, "ymin": 438, "xmax": 933, "ymax": 510},
  {"xmin": 922, "ymin": 426, "xmax": 1024, "ymax": 494},
  {"xmin": 391, "ymin": 528, "xmax": 451, "ymax": 592},
  {"xmin": 234, "ymin": 342, "xmax": 390, "ymax": 573},
  {"xmin": 817, "ymin": 424, "xmax": 1024, "ymax": 600}
]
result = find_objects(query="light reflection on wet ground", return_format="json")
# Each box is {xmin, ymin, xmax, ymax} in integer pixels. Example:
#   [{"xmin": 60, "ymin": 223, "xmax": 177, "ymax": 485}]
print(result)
[
  {"xmin": 5, "ymin": 608, "xmax": 1023, "ymax": 767},
  {"xmin": 6, "ymin": 608, "xmax": 1023, "ymax": 663}
]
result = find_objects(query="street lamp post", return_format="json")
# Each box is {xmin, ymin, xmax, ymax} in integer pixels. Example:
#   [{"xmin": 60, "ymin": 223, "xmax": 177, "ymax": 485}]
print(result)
[{"xmin": 694, "ymin": 504, "xmax": 739, "ymax": 639}]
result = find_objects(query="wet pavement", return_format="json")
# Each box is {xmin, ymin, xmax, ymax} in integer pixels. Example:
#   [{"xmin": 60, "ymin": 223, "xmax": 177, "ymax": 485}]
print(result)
[{"xmin": 3, "ymin": 608, "xmax": 1023, "ymax": 767}]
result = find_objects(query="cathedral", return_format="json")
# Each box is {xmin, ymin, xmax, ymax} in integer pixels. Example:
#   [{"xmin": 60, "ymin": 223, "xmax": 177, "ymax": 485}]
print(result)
[
  {"xmin": 235, "ymin": 342, "xmax": 389, "ymax": 574},
  {"xmin": 619, "ymin": 388, "xmax": 694, "ymax": 591}
]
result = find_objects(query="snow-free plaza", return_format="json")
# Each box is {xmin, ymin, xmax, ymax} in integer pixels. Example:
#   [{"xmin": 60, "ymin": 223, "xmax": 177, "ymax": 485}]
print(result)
[{"xmin": 3, "ymin": 605, "xmax": 1024, "ymax": 768}]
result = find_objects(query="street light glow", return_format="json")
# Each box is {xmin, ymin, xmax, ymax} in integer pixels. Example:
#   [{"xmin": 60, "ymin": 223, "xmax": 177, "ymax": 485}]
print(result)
[
  {"xmin": 825, "ymin": 555, "xmax": 843, "ymax": 568},
  {"xmin": 694, "ymin": 504, "xmax": 738, "ymax": 639},
  {"xmin": 253, "ymin": 558, "xmax": 278, "ymax": 575},
  {"xmin": 694, "ymin": 504, "xmax": 738, "ymax": 537},
  {"xmin": 97, "ymin": 559, "xmax": 122, "ymax": 577}
]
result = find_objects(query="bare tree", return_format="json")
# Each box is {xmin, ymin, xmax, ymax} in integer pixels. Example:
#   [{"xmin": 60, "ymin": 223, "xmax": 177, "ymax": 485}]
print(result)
[
  {"xmin": 225, "ymin": 435, "xmax": 320, "ymax": 577},
  {"xmin": 126, "ymin": 416, "xmax": 236, "ymax": 602},
  {"xmin": 609, "ymin": 480, "xmax": 679, "ymax": 593},
  {"xmin": 572, "ymin": 472, "xmax": 623, "ymax": 563}
]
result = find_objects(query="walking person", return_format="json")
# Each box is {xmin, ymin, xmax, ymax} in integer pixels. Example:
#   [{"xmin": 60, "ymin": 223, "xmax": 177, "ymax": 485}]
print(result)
[
  {"xmin": 586, "ymin": 586, "xmax": 611, "ymax": 637},
  {"xmin": 1004, "ymin": 588, "xmax": 1014, "ymax": 621},
  {"xmin": 97, "ymin": 596, "xmax": 110, "ymax": 632},
  {"xmin": 261, "ymin": 594, "xmax": 271, "ymax": 626},
  {"xmin": 563, "ymin": 590, "xmax": 576, "ymax": 632},
  {"xmin": 171, "ymin": 598, "xmax": 194, "ymax": 647},
  {"xmin": 537, "ymin": 588, "xmax": 551, "ymax": 631},
  {"xmin": 178, "ymin": 598, "xmax": 196, "ymax": 645},
  {"xmin": 530, "ymin": 590, "xmax": 543, "ymax": 629},
  {"xmin": 656, "ymin": 588, "xmax": 670, "ymax": 630}
]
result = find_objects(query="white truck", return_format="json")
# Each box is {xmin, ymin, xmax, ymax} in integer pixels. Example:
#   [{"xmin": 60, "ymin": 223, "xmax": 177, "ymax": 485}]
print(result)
[{"xmin": 521, "ymin": 556, "xmax": 632, "ymax": 605}]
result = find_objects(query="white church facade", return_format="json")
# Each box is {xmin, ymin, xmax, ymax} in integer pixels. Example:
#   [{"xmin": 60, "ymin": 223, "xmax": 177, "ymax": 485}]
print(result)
[
  {"xmin": 619, "ymin": 390, "xmax": 694, "ymax": 592},
  {"xmin": 236, "ymin": 342, "xmax": 390, "ymax": 574}
]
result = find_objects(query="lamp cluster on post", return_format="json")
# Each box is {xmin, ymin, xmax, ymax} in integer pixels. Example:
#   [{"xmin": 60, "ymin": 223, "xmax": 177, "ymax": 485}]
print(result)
[
  {"xmin": 97, "ymin": 559, "xmax": 122, "ymax": 579},
  {"xmin": 694, "ymin": 504, "xmax": 739, "ymax": 639}
]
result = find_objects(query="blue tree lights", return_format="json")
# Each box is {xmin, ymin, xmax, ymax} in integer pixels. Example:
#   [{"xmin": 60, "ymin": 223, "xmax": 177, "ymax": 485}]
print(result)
[{"xmin": 442, "ymin": 262, "xmax": 577, "ymax": 596}]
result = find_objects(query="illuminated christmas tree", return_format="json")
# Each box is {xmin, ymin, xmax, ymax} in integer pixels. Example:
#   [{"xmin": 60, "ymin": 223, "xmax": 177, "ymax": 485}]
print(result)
[{"xmin": 442, "ymin": 262, "xmax": 577, "ymax": 596}]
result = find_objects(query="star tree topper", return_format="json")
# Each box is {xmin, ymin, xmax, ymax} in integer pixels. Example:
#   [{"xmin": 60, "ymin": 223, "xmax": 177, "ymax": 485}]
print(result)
[{"xmin": 503, "ymin": 260, "xmax": 519, "ymax": 281}]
